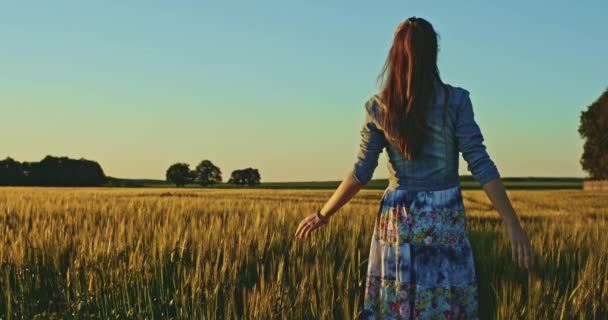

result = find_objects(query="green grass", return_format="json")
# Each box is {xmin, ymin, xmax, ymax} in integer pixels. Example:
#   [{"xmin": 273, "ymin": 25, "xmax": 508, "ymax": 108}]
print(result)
[{"xmin": 107, "ymin": 176, "xmax": 584, "ymax": 190}]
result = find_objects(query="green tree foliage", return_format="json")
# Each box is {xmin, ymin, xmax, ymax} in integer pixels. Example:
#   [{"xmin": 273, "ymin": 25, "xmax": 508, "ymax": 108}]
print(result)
[
  {"xmin": 0, "ymin": 156, "xmax": 106, "ymax": 186},
  {"xmin": 193, "ymin": 160, "xmax": 222, "ymax": 186},
  {"xmin": 165, "ymin": 163, "xmax": 193, "ymax": 187},
  {"xmin": 578, "ymin": 88, "xmax": 608, "ymax": 180},
  {"xmin": 228, "ymin": 168, "xmax": 261, "ymax": 186},
  {"xmin": 0, "ymin": 157, "xmax": 25, "ymax": 186}
]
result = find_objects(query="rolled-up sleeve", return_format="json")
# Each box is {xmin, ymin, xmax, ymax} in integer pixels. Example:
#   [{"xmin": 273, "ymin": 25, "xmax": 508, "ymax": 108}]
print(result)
[
  {"xmin": 351, "ymin": 98, "xmax": 388, "ymax": 186},
  {"xmin": 456, "ymin": 92, "xmax": 501, "ymax": 186}
]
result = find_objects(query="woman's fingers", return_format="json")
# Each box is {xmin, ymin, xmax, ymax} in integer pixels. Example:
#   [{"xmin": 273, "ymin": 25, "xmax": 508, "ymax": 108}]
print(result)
[
  {"xmin": 513, "ymin": 239, "xmax": 532, "ymax": 269},
  {"xmin": 303, "ymin": 223, "xmax": 316, "ymax": 238},
  {"xmin": 523, "ymin": 244, "xmax": 530, "ymax": 269},
  {"xmin": 295, "ymin": 212, "xmax": 329, "ymax": 239},
  {"xmin": 295, "ymin": 224, "xmax": 302, "ymax": 238},
  {"xmin": 299, "ymin": 223, "xmax": 313, "ymax": 238},
  {"xmin": 297, "ymin": 215, "xmax": 313, "ymax": 235},
  {"xmin": 295, "ymin": 216, "xmax": 318, "ymax": 239},
  {"xmin": 512, "ymin": 242, "xmax": 518, "ymax": 266},
  {"xmin": 298, "ymin": 223, "xmax": 312, "ymax": 238},
  {"xmin": 294, "ymin": 213, "xmax": 328, "ymax": 239},
  {"xmin": 516, "ymin": 242, "xmax": 523, "ymax": 268},
  {"xmin": 524, "ymin": 241, "xmax": 532, "ymax": 269},
  {"xmin": 509, "ymin": 226, "xmax": 532, "ymax": 269},
  {"xmin": 295, "ymin": 218, "xmax": 310, "ymax": 238},
  {"xmin": 295, "ymin": 220, "xmax": 306, "ymax": 237}
]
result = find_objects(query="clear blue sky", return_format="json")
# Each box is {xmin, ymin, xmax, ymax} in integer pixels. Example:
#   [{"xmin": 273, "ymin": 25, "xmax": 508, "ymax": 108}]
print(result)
[{"xmin": 1, "ymin": 1, "xmax": 606, "ymax": 181}]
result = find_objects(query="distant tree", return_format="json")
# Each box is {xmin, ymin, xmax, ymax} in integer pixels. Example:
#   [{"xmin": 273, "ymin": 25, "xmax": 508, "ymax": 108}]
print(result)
[
  {"xmin": 26, "ymin": 155, "xmax": 107, "ymax": 186},
  {"xmin": 166, "ymin": 163, "xmax": 193, "ymax": 187},
  {"xmin": 0, "ymin": 157, "xmax": 25, "ymax": 185},
  {"xmin": 193, "ymin": 160, "xmax": 222, "ymax": 186},
  {"xmin": 21, "ymin": 162, "xmax": 34, "ymax": 185},
  {"xmin": 228, "ymin": 168, "xmax": 261, "ymax": 186},
  {"xmin": 0, "ymin": 156, "xmax": 106, "ymax": 186},
  {"xmin": 578, "ymin": 88, "xmax": 608, "ymax": 180}
]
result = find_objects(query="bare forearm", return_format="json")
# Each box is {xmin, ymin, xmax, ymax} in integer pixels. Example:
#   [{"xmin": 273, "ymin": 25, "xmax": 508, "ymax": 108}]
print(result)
[
  {"xmin": 481, "ymin": 178, "xmax": 521, "ymax": 227},
  {"xmin": 319, "ymin": 173, "xmax": 363, "ymax": 218}
]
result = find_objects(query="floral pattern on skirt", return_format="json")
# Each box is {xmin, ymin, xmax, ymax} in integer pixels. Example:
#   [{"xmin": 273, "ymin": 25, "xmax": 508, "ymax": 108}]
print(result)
[{"xmin": 361, "ymin": 185, "xmax": 480, "ymax": 319}]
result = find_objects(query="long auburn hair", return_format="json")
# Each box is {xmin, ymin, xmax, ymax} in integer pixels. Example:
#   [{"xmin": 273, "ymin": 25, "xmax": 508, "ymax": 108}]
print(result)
[{"xmin": 377, "ymin": 17, "xmax": 441, "ymax": 160}]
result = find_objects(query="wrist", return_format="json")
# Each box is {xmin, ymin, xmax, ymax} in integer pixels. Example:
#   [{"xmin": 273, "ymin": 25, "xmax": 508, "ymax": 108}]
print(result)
[{"xmin": 317, "ymin": 209, "xmax": 331, "ymax": 222}]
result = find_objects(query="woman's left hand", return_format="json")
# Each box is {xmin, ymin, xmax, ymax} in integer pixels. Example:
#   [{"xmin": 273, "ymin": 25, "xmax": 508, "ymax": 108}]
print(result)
[{"xmin": 294, "ymin": 211, "xmax": 330, "ymax": 239}]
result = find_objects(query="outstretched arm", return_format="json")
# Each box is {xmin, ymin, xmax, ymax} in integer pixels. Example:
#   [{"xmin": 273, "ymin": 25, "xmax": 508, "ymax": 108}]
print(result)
[
  {"xmin": 295, "ymin": 98, "xmax": 387, "ymax": 238},
  {"xmin": 294, "ymin": 174, "xmax": 366, "ymax": 239},
  {"xmin": 481, "ymin": 178, "xmax": 519, "ymax": 226},
  {"xmin": 319, "ymin": 97, "xmax": 388, "ymax": 219},
  {"xmin": 456, "ymin": 92, "xmax": 532, "ymax": 269},
  {"xmin": 320, "ymin": 173, "xmax": 365, "ymax": 219},
  {"xmin": 482, "ymin": 178, "xmax": 533, "ymax": 269}
]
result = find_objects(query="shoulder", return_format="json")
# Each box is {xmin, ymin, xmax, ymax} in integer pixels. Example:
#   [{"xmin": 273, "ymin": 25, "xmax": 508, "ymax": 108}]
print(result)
[
  {"xmin": 365, "ymin": 94, "xmax": 386, "ymax": 113},
  {"xmin": 359, "ymin": 94, "xmax": 388, "ymax": 132},
  {"xmin": 363, "ymin": 94, "xmax": 387, "ymax": 121},
  {"xmin": 441, "ymin": 81, "xmax": 471, "ymax": 105}
]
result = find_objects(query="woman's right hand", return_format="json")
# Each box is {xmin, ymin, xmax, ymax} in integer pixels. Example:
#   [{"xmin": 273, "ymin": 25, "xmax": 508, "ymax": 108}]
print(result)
[
  {"xmin": 505, "ymin": 220, "xmax": 533, "ymax": 269},
  {"xmin": 480, "ymin": 179, "xmax": 533, "ymax": 270}
]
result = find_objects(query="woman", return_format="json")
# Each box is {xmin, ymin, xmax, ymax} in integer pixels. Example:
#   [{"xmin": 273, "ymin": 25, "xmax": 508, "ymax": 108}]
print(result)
[{"xmin": 295, "ymin": 17, "xmax": 533, "ymax": 319}]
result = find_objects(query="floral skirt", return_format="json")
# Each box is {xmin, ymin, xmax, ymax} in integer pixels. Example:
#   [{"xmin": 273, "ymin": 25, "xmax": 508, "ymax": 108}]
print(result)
[{"xmin": 361, "ymin": 185, "xmax": 479, "ymax": 319}]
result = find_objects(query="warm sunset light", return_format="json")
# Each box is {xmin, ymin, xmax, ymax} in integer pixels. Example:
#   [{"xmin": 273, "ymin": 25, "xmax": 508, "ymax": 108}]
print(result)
[
  {"xmin": 2, "ymin": 2, "xmax": 604, "ymax": 182},
  {"xmin": 1, "ymin": 1, "xmax": 606, "ymax": 319}
]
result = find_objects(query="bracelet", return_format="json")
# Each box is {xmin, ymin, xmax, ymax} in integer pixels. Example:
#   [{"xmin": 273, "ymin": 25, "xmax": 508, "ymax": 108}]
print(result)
[{"xmin": 316, "ymin": 209, "xmax": 330, "ymax": 223}]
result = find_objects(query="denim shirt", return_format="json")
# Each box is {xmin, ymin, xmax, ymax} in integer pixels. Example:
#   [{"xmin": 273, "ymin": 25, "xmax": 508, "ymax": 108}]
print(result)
[{"xmin": 351, "ymin": 79, "xmax": 500, "ymax": 191}]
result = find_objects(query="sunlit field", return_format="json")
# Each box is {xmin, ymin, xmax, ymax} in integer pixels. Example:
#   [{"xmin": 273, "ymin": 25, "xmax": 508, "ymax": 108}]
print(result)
[{"xmin": 0, "ymin": 187, "xmax": 606, "ymax": 319}]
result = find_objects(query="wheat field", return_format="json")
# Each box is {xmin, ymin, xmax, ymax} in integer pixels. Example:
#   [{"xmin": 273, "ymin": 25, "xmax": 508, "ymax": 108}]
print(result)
[{"xmin": 0, "ymin": 187, "xmax": 606, "ymax": 319}]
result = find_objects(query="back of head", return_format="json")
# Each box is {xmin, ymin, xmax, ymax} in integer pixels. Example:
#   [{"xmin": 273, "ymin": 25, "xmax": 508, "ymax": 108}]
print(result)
[{"xmin": 378, "ymin": 17, "xmax": 441, "ymax": 160}]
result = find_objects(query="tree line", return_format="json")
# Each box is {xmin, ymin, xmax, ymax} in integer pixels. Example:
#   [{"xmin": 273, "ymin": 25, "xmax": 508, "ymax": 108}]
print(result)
[
  {"xmin": 5, "ymin": 86, "xmax": 601, "ymax": 189},
  {"xmin": 0, "ymin": 156, "xmax": 261, "ymax": 188},
  {"xmin": 166, "ymin": 160, "xmax": 261, "ymax": 187},
  {"xmin": 0, "ymin": 156, "xmax": 107, "ymax": 186}
]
